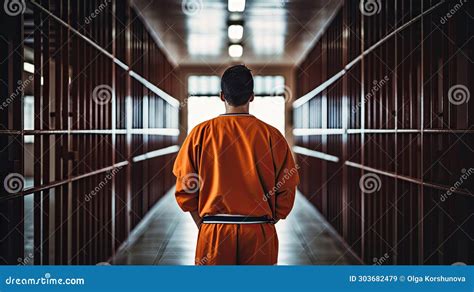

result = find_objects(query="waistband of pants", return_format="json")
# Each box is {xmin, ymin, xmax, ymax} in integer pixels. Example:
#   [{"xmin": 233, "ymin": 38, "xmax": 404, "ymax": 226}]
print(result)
[{"xmin": 202, "ymin": 214, "xmax": 273, "ymax": 224}]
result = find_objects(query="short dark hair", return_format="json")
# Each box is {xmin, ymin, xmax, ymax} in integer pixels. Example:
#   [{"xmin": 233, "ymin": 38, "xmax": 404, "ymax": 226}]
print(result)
[{"xmin": 221, "ymin": 65, "xmax": 254, "ymax": 106}]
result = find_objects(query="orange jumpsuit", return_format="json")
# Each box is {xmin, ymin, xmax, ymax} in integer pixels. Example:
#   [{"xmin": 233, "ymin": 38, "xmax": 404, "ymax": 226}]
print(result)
[{"xmin": 173, "ymin": 113, "xmax": 299, "ymax": 265}]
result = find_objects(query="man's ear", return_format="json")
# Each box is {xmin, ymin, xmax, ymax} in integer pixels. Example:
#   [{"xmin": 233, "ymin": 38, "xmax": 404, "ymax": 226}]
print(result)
[
  {"xmin": 220, "ymin": 91, "xmax": 226, "ymax": 102},
  {"xmin": 249, "ymin": 93, "xmax": 255, "ymax": 103}
]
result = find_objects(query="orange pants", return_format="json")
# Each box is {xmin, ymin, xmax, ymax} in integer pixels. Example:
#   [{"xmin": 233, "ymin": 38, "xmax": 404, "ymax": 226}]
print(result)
[{"xmin": 195, "ymin": 223, "xmax": 278, "ymax": 265}]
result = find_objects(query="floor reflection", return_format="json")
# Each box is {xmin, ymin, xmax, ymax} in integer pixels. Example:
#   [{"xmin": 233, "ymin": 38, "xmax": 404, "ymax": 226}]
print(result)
[{"xmin": 111, "ymin": 190, "xmax": 359, "ymax": 265}]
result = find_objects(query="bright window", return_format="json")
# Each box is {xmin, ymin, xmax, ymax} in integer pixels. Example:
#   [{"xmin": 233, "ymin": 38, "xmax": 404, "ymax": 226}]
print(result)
[
  {"xmin": 24, "ymin": 95, "xmax": 34, "ymax": 143},
  {"xmin": 187, "ymin": 75, "xmax": 286, "ymax": 135}
]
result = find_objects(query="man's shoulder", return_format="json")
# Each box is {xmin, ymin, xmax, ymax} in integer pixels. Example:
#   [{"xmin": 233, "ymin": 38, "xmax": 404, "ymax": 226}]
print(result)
[
  {"xmin": 188, "ymin": 118, "xmax": 215, "ymax": 136},
  {"xmin": 189, "ymin": 116, "xmax": 284, "ymax": 139},
  {"xmin": 255, "ymin": 118, "xmax": 284, "ymax": 138}
]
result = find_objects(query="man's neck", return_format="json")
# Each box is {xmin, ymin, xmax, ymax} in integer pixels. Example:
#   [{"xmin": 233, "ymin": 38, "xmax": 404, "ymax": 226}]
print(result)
[{"xmin": 225, "ymin": 104, "xmax": 250, "ymax": 114}]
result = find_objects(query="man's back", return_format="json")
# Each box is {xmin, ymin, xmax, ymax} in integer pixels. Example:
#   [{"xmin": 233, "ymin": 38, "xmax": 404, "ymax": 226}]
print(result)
[
  {"xmin": 173, "ymin": 113, "xmax": 299, "ymax": 220},
  {"xmin": 172, "ymin": 64, "xmax": 299, "ymax": 265}
]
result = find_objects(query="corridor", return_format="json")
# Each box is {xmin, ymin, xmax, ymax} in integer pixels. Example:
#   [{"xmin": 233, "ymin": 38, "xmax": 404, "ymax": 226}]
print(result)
[
  {"xmin": 0, "ymin": 0, "xmax": 472, "ymax": 266},
  {"xmin": 111, "ymin": 190, "xmax": 359, "ymax": 265}
]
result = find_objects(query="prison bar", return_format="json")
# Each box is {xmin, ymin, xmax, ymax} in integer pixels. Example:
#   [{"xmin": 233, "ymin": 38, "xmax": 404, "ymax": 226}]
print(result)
[
  {"xmin": 293, "ymin": 0, "xmax": 473, "ymax": 265},
  {"xmin": 0, "ymin": 0, "xmax": 180, "ymax": 265}
]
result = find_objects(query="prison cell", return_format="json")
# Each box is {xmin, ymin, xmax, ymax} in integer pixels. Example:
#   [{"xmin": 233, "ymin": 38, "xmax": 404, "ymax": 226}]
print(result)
[
  {"xmin": 0, "ymin": 0, "xmax": 180, "ymax": 265},
  {"xmin": 293, "ymin": 0, "xmax": 473, "ymax": 264}
]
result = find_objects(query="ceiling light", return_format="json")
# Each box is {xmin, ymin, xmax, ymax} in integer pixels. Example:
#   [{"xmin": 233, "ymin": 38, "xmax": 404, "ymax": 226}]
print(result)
[
  {"xmin": 252, "ymin": 35, "xmax": 285, "ymax": 55},
  {"xmin": 228, "ymin": 25, "xmax": 244, "ymax": 41},
  {"xmin": 187, "ymin": 11, "xmax": 226, "ymax": 33},
  {"xmin": 228, "ymin": 44, "xmax": 243, "ymax": 58},
  {"xmin": 228, "ymin": 0, "xmax": 245, "ymax": 12},
  {"xmin": 188, "ymin": 35, "xmax": 222, "ymax": 56},
  {"xmin": 229, "ymin": 12, "xmax": 243, "ymax": 22},
  {"xmin": 23, "ymin": 62, "xmax": 34, "ymax": 74}
]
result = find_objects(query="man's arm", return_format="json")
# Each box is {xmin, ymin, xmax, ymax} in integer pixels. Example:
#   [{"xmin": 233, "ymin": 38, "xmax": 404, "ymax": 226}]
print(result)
[
  {"xmin": 190, "ymin": 210, "xmax": 202, "ymax": 228},
  {"xmin": 272, "ymin": 133, "xmax": 300, "ymax": 221},
  {"xmin": 173, "ymin": 127, "xmax": 201, "ymax": 227}
]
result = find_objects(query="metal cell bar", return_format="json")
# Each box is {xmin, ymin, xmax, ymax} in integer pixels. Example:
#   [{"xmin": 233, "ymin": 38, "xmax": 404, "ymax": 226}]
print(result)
[
  {"xmin": 294, "ymin": 0, "xmax": 473, "ymax": 265},
  {"xmin": 53, "ymin": 0, "xmax": 62, "ymax": 265},
  {"xmin": 0, "ymin": 129, "xmax": 180, "ymax": 135},
  {"xmin": 293, "ymin": 0, "xmax": 445, "ymax": 109},
  {"xmin": 33, "ymin": 0, "xmax": 42, "ymax": 265},
  {"xmin": 0, "ymin": 144, "xmax": 178, "ymax": 200},
  {"xmin": 345, "ymin": 161, "xmax": 472, "ymax": 197},
  {"xmin": 41, "ymin": 0, "xmax": 51, "ymax": 265},
  {"xmin": 292, "ymin": 128, "xmax": 474, "ymax": 135},
  {"xmin": 60, "ymin": 0, "xmax": 70, "ymax": 264},
  {"xmin": 292, "ymin": 146, "xmax": 340, "ymax": 163},
  {"xmin": 29, "ymin": 0, "xmax": 180, "ymax": 108},
  {"xmin": 0, "ymin": 0, "xmax": 25, "ymax": 265},
  {"xmin": 1, "ymin": 0, "xmax": 182, "ymax": 265},
  {"xmin": 70, "ymin": 0, "xmax": 80, "ymax": 265}
]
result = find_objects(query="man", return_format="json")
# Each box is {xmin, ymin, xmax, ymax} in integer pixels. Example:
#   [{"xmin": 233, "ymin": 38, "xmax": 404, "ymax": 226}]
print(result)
[{"xmin": 173, "ymin": 65, "xmax": 299, "ymax": 265}]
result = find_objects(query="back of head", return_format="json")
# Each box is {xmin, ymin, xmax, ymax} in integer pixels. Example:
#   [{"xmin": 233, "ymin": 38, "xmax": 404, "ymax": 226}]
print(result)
[{"xmin": 221, "ymin": 65, "xmax": 254, "ymax": 106}]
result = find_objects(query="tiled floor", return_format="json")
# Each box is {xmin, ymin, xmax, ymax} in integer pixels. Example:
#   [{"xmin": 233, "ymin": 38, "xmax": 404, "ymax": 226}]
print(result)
[{"xmin": 111, "ymin": 190, "xmax": 360, "ymax": 265}]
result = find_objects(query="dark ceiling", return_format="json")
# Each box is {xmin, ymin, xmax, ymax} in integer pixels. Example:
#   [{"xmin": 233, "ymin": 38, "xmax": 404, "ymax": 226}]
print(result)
[{"xmin": 131, "ymin": 0, "xmax": 342, "ymax": 66}]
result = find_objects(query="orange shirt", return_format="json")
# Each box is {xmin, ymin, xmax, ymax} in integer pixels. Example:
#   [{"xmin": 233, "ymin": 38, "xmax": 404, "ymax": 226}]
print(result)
[{"xmin": 173, "ymin": 114, "xmax": 299, "ymax": 220}]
